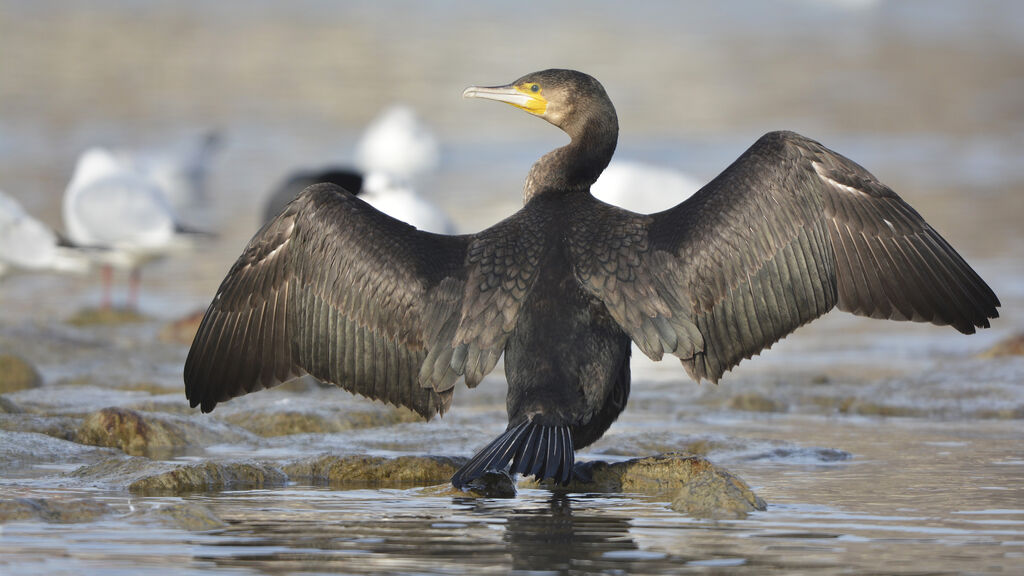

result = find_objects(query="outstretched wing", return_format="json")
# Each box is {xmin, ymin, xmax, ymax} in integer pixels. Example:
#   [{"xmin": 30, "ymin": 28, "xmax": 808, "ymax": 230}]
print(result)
[
  {"xmin": 184, "ymin": 183, "xmax": 470, "ymax": 417},
  {"xmin": 575, "ymin": 131, "xmax": 1000, "ymax": 383}
]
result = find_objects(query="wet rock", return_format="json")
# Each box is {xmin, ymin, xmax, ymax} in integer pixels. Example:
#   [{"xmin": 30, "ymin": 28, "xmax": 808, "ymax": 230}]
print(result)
[
  {"xmin": 284, "ymin": 454, "xmax": 465, "ymax": 487},
  {"xmin": 978, "ymin": 333, "xmax": 1024, "ymax": 357},
  {"xmin": 75, "ymin": 407, "xmax": 188, "ymax": 456},
  {"xmin": 727, "ymin": 392, "xmax": 788, "ymax": 413},
  {"xmin": 805, "ymin": 395, "xmax": 923, "ymax": 417},
  {"xmin": 536, "ymin": 453, "xmax": 766, "ymax": 519},
  {"xmin": 67, "ymin": 306, "xmax": 149, "ymax": 326},
  {"xmin": 592, "ymin": 433, "xmax": 740, "ymax": 458},
  {"xmin": 0, "ymin": 430, "xmax": 116, "ymax": 472},
  {"xmin": 158, "ymin": 309, "xmax": 205, "ymax": 345},
  {"xmin": 0, "ymin": 497, "xmax": 111, "ymax": 523},
  {"xmin": 70, "ymin": 455, "xmax": 288, "ymax": 494},
  {"xmin": 146, "ymin": 502, "xmax": 225, "ymax": 531},
  {"xmin": 70, "ymin": 455, "xmax": 178, "ymax": 485},
  {"xmin": 223, "ymin": 406, "xmax": 422, "ymax": 437},
  {"xmin": 75, "ymin": 407, "xmax": 256, "ymax": 457},
  {"xmin": 129, "ymin": 461, "xmax": 288, "ymax": 494},
  {"xmin": 0, "ymin": 414, "xmax": 82, "ymax": 441},
  {"xmin": 1, "ymin": 396, "xmax": 25, "ymax": 413},
  {"xmin": 0, "ymin": 354, "xmax": 42, "ymax": 393}
]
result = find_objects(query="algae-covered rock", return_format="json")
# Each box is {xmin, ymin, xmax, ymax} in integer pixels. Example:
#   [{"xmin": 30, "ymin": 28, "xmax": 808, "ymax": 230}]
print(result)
[
  {"xmin": 70, "ymin": 455, "xmax": 287, "ymax": 494},
  {"xmin": 284, "ymin": 454, "xmax": 465, "ymax": 487},
  {"xmin": 75, "ymin": 407, "xmax": 256, "ymax": 457},
  {"xmin": 538, "ymin": 453, "xmax": 765, "ymax": 519},
  {"xmin": 223, "ymin": 406, "xmax": 423, "ymax": 437},
  {"xmin": 0, "ymin": 414, "xmax": 81, "ymax": 441},
  {"xmin": 978, "ymin": 333, "xmax": 1024, "ymax": 357},
  {"xmin": 70, "ymin": 455, "xmax": 177, "ymax": 485},
  {"xmin": 76, "ymin": 407, "xmax": 188, "ymax": 456},
  {"xmin": 0, "ymin": 354, "xmax": 42, "ymax": 393},
  {"xmin": 67, "ymin": 306, "xmax": 149, "ymax": 326},
  {"xmin": 0, "ymin": 497, "xmax": 111, "ymax": 523},
  {"xmin": 728, "ymin": 392, "xmax": 787, "ymax": 413},
  {"xmin": 1, "ymin": 396, "xmax": 25, "ymax": 413},
  {"xmin": 128, "ymin": 461, "xmax": 288, "ymax": 494},
  {"xmin": 146, "ymin": 502, "xmax": 225, "ymax": 531}
]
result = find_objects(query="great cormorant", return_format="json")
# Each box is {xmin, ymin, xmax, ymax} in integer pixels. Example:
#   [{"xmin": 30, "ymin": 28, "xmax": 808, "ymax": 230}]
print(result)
[{"xmin": 184, "ymin": 69, "xmax": 999, "ymax": 488}]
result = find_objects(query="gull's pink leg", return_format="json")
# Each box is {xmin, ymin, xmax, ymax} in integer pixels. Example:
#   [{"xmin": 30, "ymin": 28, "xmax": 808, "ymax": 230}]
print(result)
[
  {"xmin": 128, "ymin": 268, "xmax": 141, "ymax": 309},
  {"xmin": 101, "ymin": 265, "xmax": 113, "ymax": 309}
]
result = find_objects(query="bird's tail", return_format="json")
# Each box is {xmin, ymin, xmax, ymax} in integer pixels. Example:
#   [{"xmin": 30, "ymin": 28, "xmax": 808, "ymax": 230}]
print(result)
[{"xmin": 451, "ymin": 418, "xmax": 574, "ymax": 488}]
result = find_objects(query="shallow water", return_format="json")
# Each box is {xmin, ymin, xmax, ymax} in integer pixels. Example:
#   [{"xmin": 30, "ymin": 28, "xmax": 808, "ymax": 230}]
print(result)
[{"xmin": 2, "ymin": 1, "xmax": 1023, "ymax": 574}]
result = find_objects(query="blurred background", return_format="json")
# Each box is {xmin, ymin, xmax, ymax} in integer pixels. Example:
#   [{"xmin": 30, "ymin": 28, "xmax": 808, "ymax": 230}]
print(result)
[
  {"xmin": 1, "ymin": 0, "xmax": 1021, "ymax": 324},
  {"xmin": 1, "ymin": 3, "xmax": 1022, "ymax": 573}
]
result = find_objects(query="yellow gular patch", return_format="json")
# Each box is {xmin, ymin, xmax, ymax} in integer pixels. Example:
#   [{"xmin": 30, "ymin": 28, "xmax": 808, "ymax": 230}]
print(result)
[{"xmin": 514, "ymin": 83, "xmax": 548, "ymax": 115}]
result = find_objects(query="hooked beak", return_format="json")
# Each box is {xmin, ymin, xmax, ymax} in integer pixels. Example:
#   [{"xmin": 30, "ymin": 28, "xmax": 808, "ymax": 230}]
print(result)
[{"xmin": 463, "ymin": 84, "xmax": 547, "ymax": 116}]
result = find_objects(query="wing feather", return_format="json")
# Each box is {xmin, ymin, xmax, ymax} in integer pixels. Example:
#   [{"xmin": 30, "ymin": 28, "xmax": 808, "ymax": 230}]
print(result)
[
  {"xmin": 184, "ymin": 183, "xmax": 470, "ymax": 417},
  {"xmin": 574, "ymin": 131, "xmax": 999, "ymax": 384}
]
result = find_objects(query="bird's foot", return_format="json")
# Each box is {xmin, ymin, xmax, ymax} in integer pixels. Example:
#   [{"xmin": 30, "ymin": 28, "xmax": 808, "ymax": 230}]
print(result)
[
  {"xmin": 459, "ymin": 469, "xmax": 517, "ymax": 498},
  {"xmin": 571, "ymin": 460, "xmax": 599, "ymax": 484}
]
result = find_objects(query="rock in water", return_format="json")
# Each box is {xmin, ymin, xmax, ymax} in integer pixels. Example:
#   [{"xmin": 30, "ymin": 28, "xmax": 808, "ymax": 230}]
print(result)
[
  {"xmin": 75, "ymin": 407, "xmax": 254, "ymax": 457},
  {"xmin": 70, "ymin": 455, "xmax": 288, "ymax": 494},
  {"xmin": 539, "ymin": 453, "xmax": 766, "ymax": 518},
  {"xmin": 283, "ymin": 454, "xmax": 465, "ymax": 487},
  {"xmin": 129, "ymin": 461, "xmax": 288, "ymax": 494},
  {"xmin": 0, "ymin": 497, "xmax": 111, "ymax": 523},
  {"xmin": 978, "ymin": 333, "xmax": 1024, "ymax": 357},
  {"xmin": 0, "ymin": 354, "xmax": 41, "ymax": 393},
  {"xmin": 76, "ymin": 407, "xmax": 187, "ymax": 456}
]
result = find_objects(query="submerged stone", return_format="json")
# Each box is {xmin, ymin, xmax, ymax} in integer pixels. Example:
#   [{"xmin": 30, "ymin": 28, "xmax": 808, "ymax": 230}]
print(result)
[
  {"xmin": 0, "ymin": 429, "xmax": 116, "ymax": 472},
  {"xmin": 0, "ymin": 396, "xmax": 25, "ymax": 413},
  {"xmin": 728, "ymin": 392, "xmax": 787, "ymax": 413},
  {"xmin": 0, "ymin": 354, "xmax": 42, "ymax": 393},
  {"xmin": 222, "ymin": 406, "xmax": 423, "ymax": 437},
  {"xmin": 534, "ymin": 453, "xmax": 766, "ymax": 519},
  {"xmin": 284, "ymin": 454, "xmax": 465, "ymax": 487},
  {"xmin": 70, "ymin": 455, "xmax": 288, "ymax": 494},
  {"xmin": 0, "ymin": 497, "xmax": 111, "ymax": 523},
  {"xmin": 145, "ymin": 501, "xmax": 226, "ymax": 531},
  {"xmin": 0, "ymin": 414, "xmax": 81, "ymax": 441}
]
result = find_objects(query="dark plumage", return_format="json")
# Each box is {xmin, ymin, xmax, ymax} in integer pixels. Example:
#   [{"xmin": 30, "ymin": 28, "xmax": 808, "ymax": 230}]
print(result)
[{"xmin": 185, "ymin": 69, "xmax": 999, "ymax": 489}]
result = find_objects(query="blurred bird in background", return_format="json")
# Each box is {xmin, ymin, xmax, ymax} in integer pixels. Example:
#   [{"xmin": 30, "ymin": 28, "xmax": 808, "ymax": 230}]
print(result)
[{"xmin": 264, "ymin": 105, "xmax": 455, "ymax": 233}]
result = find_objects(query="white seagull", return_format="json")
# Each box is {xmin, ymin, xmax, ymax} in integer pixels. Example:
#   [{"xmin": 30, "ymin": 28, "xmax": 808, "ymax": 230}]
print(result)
[
  {"xmin": 264, "ymin": 106, "xmax": 454, "ymax": 233},
  {"xmin": 0, "ymin": 189, "xmax": 90, "ymax": 278},
  {"xmin": 63, "ymin": 148, "xmax": 200, "ymax": 308},
  {"xmin": 591, "ymin": 159, "xmax": 701, "ymax": 214},
  {"xmin": 113, "ymin": 131, "xmax": 222, "ymax": 229}
]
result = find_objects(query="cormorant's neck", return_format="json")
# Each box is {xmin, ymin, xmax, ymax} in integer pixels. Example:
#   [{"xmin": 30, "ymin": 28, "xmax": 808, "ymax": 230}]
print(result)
[{"xmin": 524, "ymin": 113, "xmax": 618, "ymax": 203}]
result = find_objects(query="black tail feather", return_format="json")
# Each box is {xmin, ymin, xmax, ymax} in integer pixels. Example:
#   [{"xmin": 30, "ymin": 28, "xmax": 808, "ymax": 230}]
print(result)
[{"xmin": 451, "ymin": 419, "xmax": 574, "ymax": 488}]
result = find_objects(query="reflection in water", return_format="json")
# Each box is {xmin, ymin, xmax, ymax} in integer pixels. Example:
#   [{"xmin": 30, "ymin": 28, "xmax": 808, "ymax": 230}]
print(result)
[
  {"xmin": 502, "ymin": 495, "xmax": 639, "ymax": 572},
  {"xmin": 194, "ymin": 492, "xmax": 653, "ymax": 575}
]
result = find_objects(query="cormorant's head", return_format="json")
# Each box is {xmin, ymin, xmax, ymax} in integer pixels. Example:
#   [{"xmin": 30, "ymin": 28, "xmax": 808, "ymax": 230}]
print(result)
[{"xmin": 463, "ymin": 69, "xmax": 613, "ymax": 137}]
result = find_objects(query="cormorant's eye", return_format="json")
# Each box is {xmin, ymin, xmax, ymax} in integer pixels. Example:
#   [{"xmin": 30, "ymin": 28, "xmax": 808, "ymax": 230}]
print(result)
[{"xmin": 530, "ymin": 84, "xmax": 540, "ymax": 93}]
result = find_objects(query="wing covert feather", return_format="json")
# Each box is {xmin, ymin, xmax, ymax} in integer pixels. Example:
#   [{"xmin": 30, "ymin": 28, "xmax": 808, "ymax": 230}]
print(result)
[
  {"xmin": 577, "ymin": 131, "xmax": 999, "ymax": 384},
  {"xmin": 184, "ymin": 183, "xmax": 470, "ymax": 417}
]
